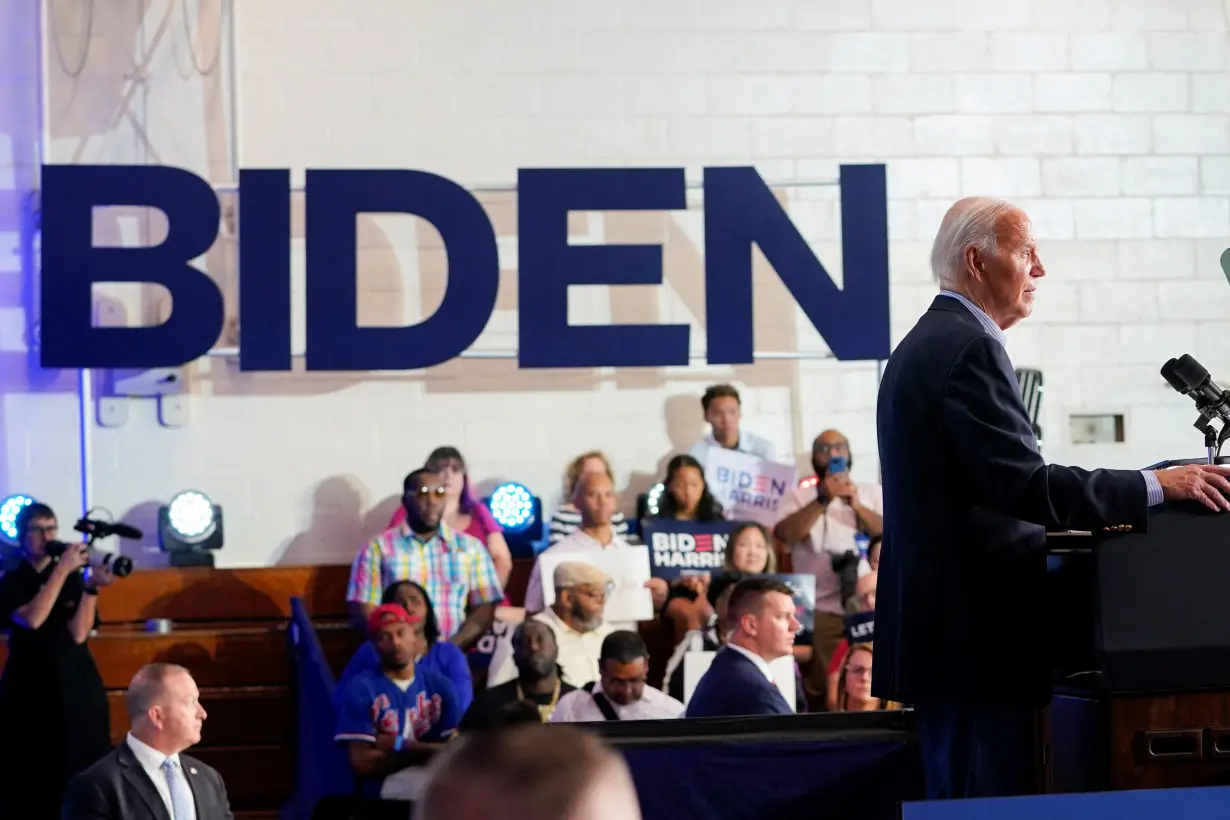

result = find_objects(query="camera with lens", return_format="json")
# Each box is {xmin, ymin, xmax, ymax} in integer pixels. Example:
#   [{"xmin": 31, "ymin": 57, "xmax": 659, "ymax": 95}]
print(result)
[
  {"xmin": 45, "ymin": 540, "xmax": 134, "ymax": 578},
  {"xmin": 43, "ymin": 516, "xmax": 143, "ymax": 579},
  {"xmin": 831, "ymin": 550, "xmax": 861, "ymax": 610}
]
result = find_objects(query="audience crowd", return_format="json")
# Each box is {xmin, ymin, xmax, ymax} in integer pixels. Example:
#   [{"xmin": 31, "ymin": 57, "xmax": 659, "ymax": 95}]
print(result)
[{"xmin": 333, "ymin": 382, "xmax": 892, "ymax": 803}]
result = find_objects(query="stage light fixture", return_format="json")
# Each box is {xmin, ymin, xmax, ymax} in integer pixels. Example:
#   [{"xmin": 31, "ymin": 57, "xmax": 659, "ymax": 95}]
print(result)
[
  {"xmin": 0, "ymin": 494, "xmax": 35, "ymax": 546},
  {"xmin": 158, "ymin": 490, "xmax": 224, "ymax": 567},
  {"xmin": 489, "ymin": 483, "xmax": 535, "ymax": 532},
  {"xmin": 484, "ymin": 482, "xmax": 545, "ymax": 558},
  {"xmin": 645, "ymin": 482, "xmax": 666, "ymax": 516}
]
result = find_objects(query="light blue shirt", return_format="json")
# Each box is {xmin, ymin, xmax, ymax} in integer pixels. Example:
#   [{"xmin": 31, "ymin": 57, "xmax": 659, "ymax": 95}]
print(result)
[
  {"xmin": 937, "ymin": 290, "xmax": 1162, "ymax": 507},
  {"xmin": 688, "ymin": 430, "xmax": 777, "ymax": 467}
]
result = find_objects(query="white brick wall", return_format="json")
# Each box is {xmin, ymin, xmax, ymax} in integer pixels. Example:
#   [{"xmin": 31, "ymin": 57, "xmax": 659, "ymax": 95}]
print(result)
[
  {"xmin": 11, "ymin": 0, "xmax": 1230, "ymax": 566},
  {"xmin": 0, "ymin": 0, "xmax": 83, "ymax": 524}
]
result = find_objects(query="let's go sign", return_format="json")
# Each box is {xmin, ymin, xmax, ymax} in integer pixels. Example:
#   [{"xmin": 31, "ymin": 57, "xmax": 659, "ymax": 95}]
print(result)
[{"xmin": 40, "ymin": 164, "xmax": 890, "ymax": 371}]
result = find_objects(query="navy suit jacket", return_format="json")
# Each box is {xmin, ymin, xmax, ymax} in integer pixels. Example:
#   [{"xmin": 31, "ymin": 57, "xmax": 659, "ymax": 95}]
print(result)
[
  {"xmin": 62, "ymin": 740, "xmax": 233, "ymax": 820},
  {"xmin": 685, "ymin": 647, "xmax": 793, "ymax": 718},
  {"xmin": 874, "ymin": 296, "xmax": 1148, "ymax": 707}
]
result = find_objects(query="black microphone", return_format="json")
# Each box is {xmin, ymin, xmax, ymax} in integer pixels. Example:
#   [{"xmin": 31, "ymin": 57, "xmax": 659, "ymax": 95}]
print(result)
[
  {"xmin": 1161, "ymin": 356, "xmax": 1230, "ymax": 422},
  {"xmin": 73, "ymin": 518, "xmax": 143, "ymax": 540}
]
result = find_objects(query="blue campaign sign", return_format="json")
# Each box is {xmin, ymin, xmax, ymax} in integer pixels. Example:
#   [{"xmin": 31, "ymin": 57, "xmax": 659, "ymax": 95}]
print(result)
[{"xmin": 39, "ymin": 163, "xmax": 890, "ymax": 371}]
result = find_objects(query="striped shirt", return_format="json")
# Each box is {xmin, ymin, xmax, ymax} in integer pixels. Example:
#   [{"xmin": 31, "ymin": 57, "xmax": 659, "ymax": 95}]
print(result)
[
  {"xmin": 346, "ymin": 523, "xmax": 505, "ymax": 640},
  {"xmin": 548, "ymin": 506, "xmax": 628, "ymax": 546},
  {"xmin": 938, "ymin": 290, "xmax": 1162, "ymax": 507}
]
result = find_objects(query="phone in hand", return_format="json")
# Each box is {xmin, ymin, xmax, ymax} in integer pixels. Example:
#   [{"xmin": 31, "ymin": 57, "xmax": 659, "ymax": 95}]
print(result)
[{"xmin": 828, "ymin": 456, "xmax": 848, "ymax": 475}]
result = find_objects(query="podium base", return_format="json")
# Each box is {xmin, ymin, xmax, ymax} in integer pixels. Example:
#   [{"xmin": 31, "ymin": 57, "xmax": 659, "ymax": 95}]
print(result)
[{"xmin": 1047, "ymin": 688, "xmax": 1230, "ymax": 793}]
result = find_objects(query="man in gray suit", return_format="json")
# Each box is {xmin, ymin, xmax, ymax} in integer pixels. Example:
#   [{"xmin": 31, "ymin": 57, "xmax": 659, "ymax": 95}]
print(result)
[{"xmin": 62, "ymin": 662, "xmax": 233, "ymax": 820}]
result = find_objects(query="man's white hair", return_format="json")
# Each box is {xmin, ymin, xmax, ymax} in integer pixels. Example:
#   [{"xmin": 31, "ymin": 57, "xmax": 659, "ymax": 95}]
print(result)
[{"xmin": 929, "ymin": 197, "xmax": 1021, "ymax": 289}]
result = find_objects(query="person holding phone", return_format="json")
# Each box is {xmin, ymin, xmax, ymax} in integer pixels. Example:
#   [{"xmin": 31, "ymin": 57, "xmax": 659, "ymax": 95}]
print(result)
[{"xmin": 772, "ymin": 430, "xmax": 883, "ymax": 709}]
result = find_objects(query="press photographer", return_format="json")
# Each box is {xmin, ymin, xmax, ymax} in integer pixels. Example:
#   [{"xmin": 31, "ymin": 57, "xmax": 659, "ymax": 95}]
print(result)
[{"xmin": 0, "ymin": 503, "xmax": 115, "ymax": 820}]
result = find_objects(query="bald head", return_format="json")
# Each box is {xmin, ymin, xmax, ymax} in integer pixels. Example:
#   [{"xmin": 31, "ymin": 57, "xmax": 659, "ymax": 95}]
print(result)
[
  {"xmin": 573, "ymin": 470, "xmax": 616, "ymax": 528},
  {"xmin": 418, "ymin": 724, "xmax": 641, "ymax": 820},
  {"xmin": 126, "ymin": 662, "xmax": 189, "ymax": 722}
]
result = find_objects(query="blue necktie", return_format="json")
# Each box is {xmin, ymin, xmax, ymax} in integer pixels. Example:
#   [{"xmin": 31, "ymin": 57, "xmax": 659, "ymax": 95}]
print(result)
[{"xmin": 161, "ymin": 758, "xmax": 193, "ymax": 820}]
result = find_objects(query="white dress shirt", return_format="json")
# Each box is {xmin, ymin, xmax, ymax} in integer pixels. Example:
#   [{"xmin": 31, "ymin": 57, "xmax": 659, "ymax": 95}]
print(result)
[
  {"xmin": 524, "ymin": 529, "xmax": 640, "ymax": 629},
  {"xmin": 487, "ymin": 608, "xmax": 614, "ymax": 689},
  {"xmin": 549, "ymin": 681, "xmax": 685, "ymax": 723},
  {"xmin": 126, "ymin": 733, "xmax": 197, "ymax": 820}
]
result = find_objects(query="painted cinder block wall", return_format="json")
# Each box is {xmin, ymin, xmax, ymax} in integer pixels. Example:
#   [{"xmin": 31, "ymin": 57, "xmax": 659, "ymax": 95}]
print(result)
[{"xmin": 4, "ymin": 0, "xmax": 1228, "ymax": 565}]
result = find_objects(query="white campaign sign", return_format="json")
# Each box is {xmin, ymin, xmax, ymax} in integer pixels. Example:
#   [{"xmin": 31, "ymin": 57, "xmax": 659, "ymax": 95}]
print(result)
[
  {"xmin": 703, "ymin": 447, "xmax": 797, "ymax": 527},
  {"xmin": 538, "ymin": 545, "xmax": 654, "ymax": 624}
]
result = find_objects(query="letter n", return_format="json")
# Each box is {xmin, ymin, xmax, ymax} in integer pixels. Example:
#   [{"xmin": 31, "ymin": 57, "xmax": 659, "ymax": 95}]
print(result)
[{"xmin": 702, "ymin": 164, "xmax": 890, "ymax": 364}]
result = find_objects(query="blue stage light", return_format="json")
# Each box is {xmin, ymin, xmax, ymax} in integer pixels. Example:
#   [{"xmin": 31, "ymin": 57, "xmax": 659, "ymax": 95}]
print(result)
[
  {"xmin": 0, "ymin": 494, "xmax": 35, "ymax": 545},
  {"xmin": 489, "ymin": 482, "xmax": 536, "ymax": 532}
]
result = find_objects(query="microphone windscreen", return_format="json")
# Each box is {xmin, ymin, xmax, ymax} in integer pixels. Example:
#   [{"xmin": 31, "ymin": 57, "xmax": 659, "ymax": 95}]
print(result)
[
  {"xmin": 1173, "ymin": 354, "xmax": 1211, "ymax": 391},
  {"xmin": 1161, "ymin": 358, "xmax": 1189, "ymax": 393}
]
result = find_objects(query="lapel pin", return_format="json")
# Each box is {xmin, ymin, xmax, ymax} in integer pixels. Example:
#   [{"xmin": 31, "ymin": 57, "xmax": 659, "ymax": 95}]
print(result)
[{"xmin": 189, "ymin": 767, "xmax": 197, "ymax": 775}]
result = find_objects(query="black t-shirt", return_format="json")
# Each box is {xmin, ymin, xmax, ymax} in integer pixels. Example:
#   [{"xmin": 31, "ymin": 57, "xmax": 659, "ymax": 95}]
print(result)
[{"xmin": 459, "ymin": 678, "xmax": 576, "ymax": 731}]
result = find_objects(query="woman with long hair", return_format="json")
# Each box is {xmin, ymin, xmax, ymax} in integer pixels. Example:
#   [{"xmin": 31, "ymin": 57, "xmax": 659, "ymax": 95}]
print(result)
[
  {"xmin": 336, "ymin": 580, "xmax": 474, "ymax": 713},
  {"xmin": 390, "ymin": 446, "xmax": 513, "ymax": 585},
  {"xmin": 833, "ymin": 643, "xmax": 900, "ymax": 712},
  {"xmin": 650, "ymin": 454, "xmax": 725, "ymax": 523}
]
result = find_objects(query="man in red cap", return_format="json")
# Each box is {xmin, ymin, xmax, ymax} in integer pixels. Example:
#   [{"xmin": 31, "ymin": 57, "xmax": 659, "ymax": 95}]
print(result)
[{"xmin": 334, "ymin": 603, "xmax": 463, "ymax": 798}]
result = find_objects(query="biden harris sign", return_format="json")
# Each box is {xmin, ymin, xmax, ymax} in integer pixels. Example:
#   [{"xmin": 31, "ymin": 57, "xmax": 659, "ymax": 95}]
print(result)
[{"xmin": 38, "ymin": 164, "xmax": 890, "ymax": 371}]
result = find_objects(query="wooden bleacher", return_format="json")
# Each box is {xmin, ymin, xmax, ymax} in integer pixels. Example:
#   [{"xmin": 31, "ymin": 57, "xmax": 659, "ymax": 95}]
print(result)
[
  {"xmin": 0, "ymin": 564, "xmax": 365, "ymax": 819},
  {"xmin": 0, "ymin": 556, "xmax": 675, "ymax": 818}
]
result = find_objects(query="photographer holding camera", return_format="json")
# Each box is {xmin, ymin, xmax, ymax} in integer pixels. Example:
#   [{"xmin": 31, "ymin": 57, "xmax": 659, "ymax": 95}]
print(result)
[{"xmin": 0, "ymin": 502, "xmax": 114, "ymax": 820}]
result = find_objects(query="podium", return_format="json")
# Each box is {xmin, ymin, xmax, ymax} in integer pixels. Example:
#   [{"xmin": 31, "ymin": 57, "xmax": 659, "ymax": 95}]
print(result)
[{"xmin": 1045, "ymin": 498, "xmax": 1230, "ymax": 793}]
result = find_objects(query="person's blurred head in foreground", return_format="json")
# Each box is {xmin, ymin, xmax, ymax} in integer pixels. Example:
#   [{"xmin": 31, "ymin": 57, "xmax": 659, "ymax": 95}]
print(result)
[{"xmin": 417, "ymin": 723, "xmax": 641, "ymax": 820}]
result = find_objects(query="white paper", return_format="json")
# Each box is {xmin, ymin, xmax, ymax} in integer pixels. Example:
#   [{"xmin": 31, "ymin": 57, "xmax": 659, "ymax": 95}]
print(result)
[
  {"xmin": 682, "ymin": 650, "xmax": 796, "ymax": 713},
  {"xmin": 538, "ymin": 545, "xmax": 654, "ymax": 624}
]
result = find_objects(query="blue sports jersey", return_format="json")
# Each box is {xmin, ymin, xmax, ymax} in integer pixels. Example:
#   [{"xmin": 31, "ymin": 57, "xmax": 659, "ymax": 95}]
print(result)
[{"xmin": 335, "ymin": 667, "xmax": 462, "ymax": 747}]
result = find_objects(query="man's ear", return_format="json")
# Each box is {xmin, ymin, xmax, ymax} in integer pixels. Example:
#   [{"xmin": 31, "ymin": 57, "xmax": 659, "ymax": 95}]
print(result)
[{"xmin": 963, "ymin": 246, "xmax": 985, "ymax": 283}]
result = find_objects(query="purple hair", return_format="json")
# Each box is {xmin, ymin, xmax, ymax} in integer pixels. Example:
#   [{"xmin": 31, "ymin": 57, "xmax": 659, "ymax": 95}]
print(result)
[{"xmin": 426, "ymin": 446, "xmax": 477, "ymax": 514}]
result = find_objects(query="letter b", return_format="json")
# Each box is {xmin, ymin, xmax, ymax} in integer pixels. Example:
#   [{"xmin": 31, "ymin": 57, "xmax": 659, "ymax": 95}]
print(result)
[{"xmin": 40, "ymin": 165, "xmax": 224, "ymax": 368}]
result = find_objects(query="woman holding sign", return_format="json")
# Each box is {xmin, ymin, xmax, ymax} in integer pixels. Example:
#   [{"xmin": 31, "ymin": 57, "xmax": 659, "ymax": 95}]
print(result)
[
  {"xmin": 651, "ymin": 455, "xmax": 726, "ymax": 523},
  {"xmin": 660, "ymin": 522, "xmax": 776, "ymax": 643}
]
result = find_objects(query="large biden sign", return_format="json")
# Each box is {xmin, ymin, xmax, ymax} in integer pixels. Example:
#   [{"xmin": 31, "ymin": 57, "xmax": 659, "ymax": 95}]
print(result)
[{"xmin": 39, "ymin": 163, "xmax": 889, "ymax": 371}]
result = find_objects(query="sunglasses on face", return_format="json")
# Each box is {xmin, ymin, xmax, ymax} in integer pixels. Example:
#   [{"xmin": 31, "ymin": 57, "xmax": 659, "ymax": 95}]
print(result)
[{"xmin": 410, "ymin": 486, "xmax": 447, "ymax": 498}]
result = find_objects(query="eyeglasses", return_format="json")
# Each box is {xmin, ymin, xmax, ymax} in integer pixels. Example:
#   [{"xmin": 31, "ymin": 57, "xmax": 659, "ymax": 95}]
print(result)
[
  {"xmin": 847, "ymin": 665, "xmax": 872, "ymax": 677},
  {"xmin": 814, "ymin": 442, "xmax": 849, "ymax": 454},
  {"xmin": 411, "ymin": 486, "xmax": 447, "ymax": 498}
]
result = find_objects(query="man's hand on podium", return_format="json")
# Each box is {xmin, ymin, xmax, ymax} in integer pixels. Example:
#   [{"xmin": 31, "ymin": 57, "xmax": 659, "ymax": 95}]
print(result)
[{"xmin": 1153, "ymin": 464, "xmax": 1230, "ymax": 512}]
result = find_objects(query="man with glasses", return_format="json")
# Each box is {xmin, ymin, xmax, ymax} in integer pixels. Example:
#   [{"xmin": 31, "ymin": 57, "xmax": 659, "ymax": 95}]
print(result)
[
  {"xmin": 488, "ymin": 561, "xmax": 615, "ymax": 689},
  {"xmin": 347, "ymin": 467, "xmax": 504, "ymax": 650},
  {"xmin": 550, "ymin": 630, "xmax": 684, "ymax": 722},
  {"xmin": 773, "ymin": 430, "xmax": 883, "ymax": 708}
]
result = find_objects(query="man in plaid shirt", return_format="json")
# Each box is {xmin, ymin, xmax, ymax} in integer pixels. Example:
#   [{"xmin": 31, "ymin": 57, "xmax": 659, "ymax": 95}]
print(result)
[{"xmin": 347, "ymin": 467, "xmax": 504, "ymax": 650}]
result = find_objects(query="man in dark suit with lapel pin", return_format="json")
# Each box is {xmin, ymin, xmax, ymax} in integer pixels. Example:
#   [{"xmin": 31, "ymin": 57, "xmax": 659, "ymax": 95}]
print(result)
[
  {"xmin": 875, "ymin": 196, "xmax": 1230, "ymax": 800},
  {"xmin": 685, "ymin": 578, "xmax": 800, "ymax": 718},
  {"xmin": 61, "ymin": 662, "xmax": 233, "ymax": 819}
]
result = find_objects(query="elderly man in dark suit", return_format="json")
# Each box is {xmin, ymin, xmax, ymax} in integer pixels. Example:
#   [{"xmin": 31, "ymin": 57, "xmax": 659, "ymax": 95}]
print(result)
[
  {"xmin": 685, "ymin": 578, "xmax": 799, "ymax": 718},
  {"xmin": 62, "ymin": 662, "xmax": 232, "ymax": 820},
  {"xmin": 875, "ymin": 196, "xmax": 1230, "ymax": 800}
]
